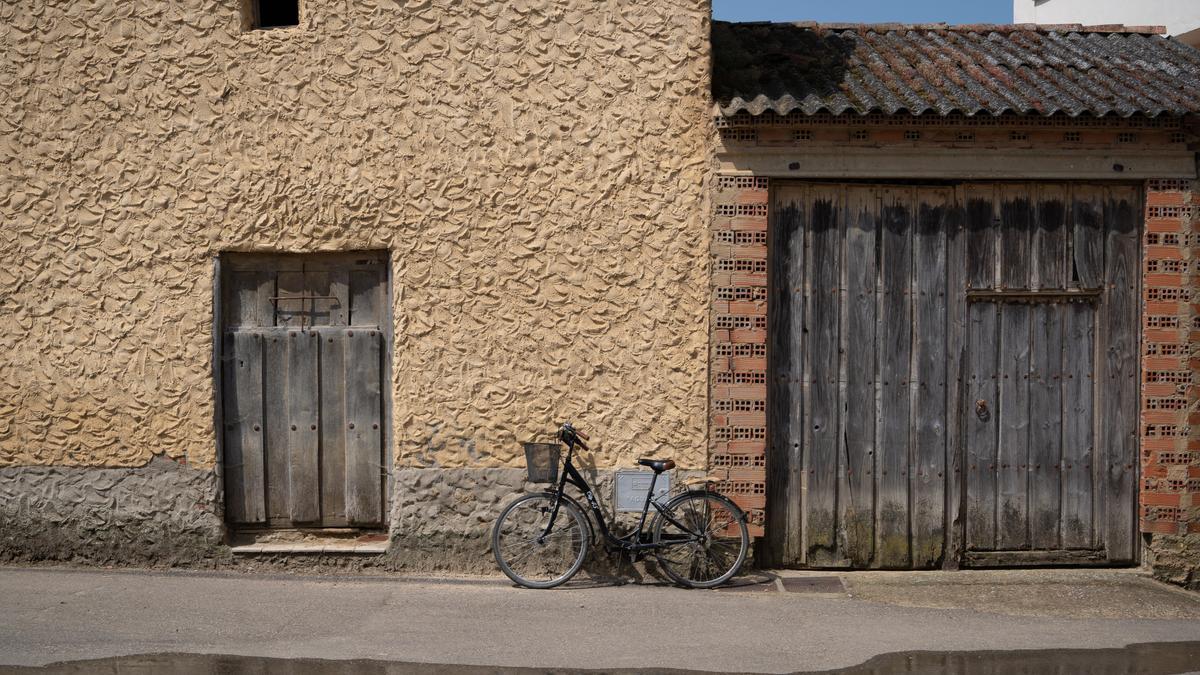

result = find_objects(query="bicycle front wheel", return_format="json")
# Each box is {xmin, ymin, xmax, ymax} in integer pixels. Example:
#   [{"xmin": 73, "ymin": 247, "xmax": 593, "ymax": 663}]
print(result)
[
  {"xmin": 652, "ymin": 490, "xmax": 748, "ymax": 589},
  {"xmin": 492, "ymin": 493, "xmax": 589, "ymax": 589}
]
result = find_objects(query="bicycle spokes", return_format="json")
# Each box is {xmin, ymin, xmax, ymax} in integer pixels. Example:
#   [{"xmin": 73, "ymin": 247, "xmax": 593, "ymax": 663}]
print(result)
[
  {"xmin": 653, "ymin": 492, "xmax": 749, "ymax": 588},
  {"xmin": 493, "ymin": 494, "xmax": 588, "ymax": 588}
]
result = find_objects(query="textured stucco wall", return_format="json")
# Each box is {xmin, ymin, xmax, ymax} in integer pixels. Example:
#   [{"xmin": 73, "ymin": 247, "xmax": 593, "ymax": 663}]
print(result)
[{"xmin": 0, "ymin": 1, "xmax": 713, "ymax": 471}]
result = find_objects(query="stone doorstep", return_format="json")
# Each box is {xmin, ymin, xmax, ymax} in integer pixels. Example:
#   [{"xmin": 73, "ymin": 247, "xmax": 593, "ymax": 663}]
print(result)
[
  {"xmin": 230, "ymin": 541, "xmax": 389, "ymax": 555},
  {"xmin": 228, "ymin": 530, "xmax": 390, "ymax": 555}
]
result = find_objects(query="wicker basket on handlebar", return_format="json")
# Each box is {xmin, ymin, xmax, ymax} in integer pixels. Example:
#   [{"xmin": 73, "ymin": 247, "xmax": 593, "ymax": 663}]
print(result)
[{"xmin": 523, "ymin": 442, "xmax": 561, "ymax": 483}]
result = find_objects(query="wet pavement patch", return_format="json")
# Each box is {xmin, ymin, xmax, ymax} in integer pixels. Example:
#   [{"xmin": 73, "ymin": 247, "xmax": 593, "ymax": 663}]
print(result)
[
  {"xmin": 842, "ymin": 642, "xmax": 1200, "ymax": 674},
  {"xmin": 4, "ymin": 642, "xmax": 1200, "ymax": 674}
]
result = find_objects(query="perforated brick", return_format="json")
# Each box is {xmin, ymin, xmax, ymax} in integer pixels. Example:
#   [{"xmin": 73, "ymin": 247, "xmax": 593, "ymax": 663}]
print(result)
[
  {"xmin": 711, "ymin": 172, "xmax": 769, "ymax": 538},
  {"xmin": 1140, "ymin": 179, "xmax": 1199, "ymax": 537}
]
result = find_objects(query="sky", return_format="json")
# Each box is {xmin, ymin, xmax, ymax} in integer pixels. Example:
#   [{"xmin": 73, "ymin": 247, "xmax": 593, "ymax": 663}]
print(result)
[{"xmin": 712, "ymin": 0, "xmax": 1012, "ymax": 25}]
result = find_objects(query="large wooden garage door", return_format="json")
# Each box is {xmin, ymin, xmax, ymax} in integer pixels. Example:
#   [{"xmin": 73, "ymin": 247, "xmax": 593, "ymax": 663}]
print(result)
[
  {"xmin": 219, "ymin": 252, "xmax": 389, "ymax": 529},
  {"xmin": 767, "ymin": 183, "xmax": 1139, "ymax": 568}
]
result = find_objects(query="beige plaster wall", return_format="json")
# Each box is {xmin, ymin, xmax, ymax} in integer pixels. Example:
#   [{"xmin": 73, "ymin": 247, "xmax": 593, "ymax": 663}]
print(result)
[{"xmin": 0, "ymin": 0, "xmax": 713, "ymax": 470}]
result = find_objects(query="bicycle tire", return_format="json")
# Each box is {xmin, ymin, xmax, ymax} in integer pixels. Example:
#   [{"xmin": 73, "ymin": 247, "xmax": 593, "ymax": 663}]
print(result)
[
  {"xmin": 492, "ymin": 492, "xmax": 589, "ymax": 589},
  {"xmin": 651, "ymin": 490, "xmax": 748, "ymax": 589}
]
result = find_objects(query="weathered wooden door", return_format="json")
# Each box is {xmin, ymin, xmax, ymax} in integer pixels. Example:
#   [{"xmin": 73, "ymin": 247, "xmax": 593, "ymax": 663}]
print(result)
[
  {"xmin": 219, "ymin": 252, "xmax": 389, "ymax": 528},
  {"xmin": 960, "ymin": 184, "xmax": 1139, "ymax": 566},
  {"xmin": 767, "ymin": 183, "xmax": 1139, "ymax": 568},
  {"xmin": 964, "ymin": 298, "xmax": 1103, "ymax": 560}
]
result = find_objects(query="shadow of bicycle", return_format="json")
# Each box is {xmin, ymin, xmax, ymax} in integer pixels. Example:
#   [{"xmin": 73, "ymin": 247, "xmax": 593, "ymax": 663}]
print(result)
[{"xmin": 554, "ymin": 552, "xmax": 776, "ymax": 591}]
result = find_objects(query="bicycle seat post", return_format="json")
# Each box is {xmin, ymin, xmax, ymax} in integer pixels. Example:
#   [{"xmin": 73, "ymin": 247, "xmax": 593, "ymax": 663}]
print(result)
[{"xmin": 633, "ymin": 470, "xmax": 660, "ymax": 538}]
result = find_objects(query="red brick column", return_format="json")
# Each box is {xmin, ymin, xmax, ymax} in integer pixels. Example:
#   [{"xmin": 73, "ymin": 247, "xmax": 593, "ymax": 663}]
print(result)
[
  {"xmin": 1140, "ymin": 178, "xmax": 1200, "ymax": 538},
  {"xmin": 710, "ymin": 175, "xmax": 768, "ymax": 537},
  {"xmin": 1139, "ymin": 178, "xmax": 1200, "ymax": 588}
]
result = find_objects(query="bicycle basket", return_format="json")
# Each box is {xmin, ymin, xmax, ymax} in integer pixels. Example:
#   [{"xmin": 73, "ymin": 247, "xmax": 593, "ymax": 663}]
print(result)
[{"xmin": 523, "ymin": 442, "xmax": 561, "ymax": 483}]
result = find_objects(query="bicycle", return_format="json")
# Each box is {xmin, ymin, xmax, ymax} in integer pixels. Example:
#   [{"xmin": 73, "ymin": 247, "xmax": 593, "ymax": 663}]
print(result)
[{"xmin": 491, "ymin": 422, "xmax": 749, "ymax": 589}]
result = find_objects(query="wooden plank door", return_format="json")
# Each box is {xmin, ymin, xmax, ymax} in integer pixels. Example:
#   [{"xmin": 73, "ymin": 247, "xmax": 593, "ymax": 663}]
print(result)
[
  {"xmin": 220, "ymin": 252, "xmax": 389, "ymax": 528},
  {"xmin": 767, "ymin": 182, "xmax": 1139, "ymax": 568},
  {"xmin": 959, "ymin": 184, "xmax": 1139, "ymax": 566},
  {"xmin": 767, "ymin": 183, "xmax": 953, "ymax": 568},
  {"xmin": 964, "ymin": 296, "xmax": 1102, "ymax": 560}
]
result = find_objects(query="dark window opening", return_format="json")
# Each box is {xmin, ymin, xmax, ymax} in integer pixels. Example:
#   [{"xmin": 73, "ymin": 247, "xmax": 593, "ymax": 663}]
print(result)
[{"xmin": 253, "ymin": 0, "xmax": 299, "ymax": 29}]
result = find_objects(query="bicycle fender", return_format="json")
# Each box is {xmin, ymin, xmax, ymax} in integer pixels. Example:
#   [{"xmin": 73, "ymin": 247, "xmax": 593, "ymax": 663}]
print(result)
[{"xmin": 665, "ymin": 489, "xmax": 749, "ymax": 524}]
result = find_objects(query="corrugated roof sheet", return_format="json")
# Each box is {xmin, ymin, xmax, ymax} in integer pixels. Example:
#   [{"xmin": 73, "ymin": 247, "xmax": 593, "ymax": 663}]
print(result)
[{"xmin": 713, "ymin": 21, "xmax": 1200, "ymax": 117}]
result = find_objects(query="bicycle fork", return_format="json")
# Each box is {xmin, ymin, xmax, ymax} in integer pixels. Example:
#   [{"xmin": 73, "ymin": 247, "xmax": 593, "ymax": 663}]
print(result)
[{"xmin": 538, "ymin": 492, "xmax": 565, "ymax": 544}]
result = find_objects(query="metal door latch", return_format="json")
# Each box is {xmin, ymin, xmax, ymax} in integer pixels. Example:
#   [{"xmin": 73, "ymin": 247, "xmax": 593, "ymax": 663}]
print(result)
[{"xmin": 975, "ymin": 399, "xmax": 990, "ymax": 421}]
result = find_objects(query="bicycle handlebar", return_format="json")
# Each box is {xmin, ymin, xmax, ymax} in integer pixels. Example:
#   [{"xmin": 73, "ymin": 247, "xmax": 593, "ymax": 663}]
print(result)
[{"xmin": 559, "ymin": 422, "xmax": 589, "ymax": 450}]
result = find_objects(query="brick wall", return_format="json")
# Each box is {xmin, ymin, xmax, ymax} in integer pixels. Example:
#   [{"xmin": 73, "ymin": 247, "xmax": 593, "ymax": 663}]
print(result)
[
  {"xmin": 711, "ymin": 116, "xmax": 1200, "ymax": 579},
  {"xmin": 710, "ymin": 175, "xmax": 769, "ymax": 537},
  {"xmin": 1140, "ymin": 179, "xmax": 1200, "ymax": 537}
]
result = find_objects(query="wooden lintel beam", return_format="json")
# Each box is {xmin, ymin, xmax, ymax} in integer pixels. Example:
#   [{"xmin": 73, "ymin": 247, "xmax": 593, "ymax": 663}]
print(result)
[{"xmin": 718, "ymin": 147, "xmax": 1197, "ymax": 180}]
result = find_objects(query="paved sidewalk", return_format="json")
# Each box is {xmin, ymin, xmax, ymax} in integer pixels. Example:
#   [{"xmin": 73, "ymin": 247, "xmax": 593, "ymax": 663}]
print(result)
[{"xmin": 1, "ymin": 566, "xmax": 1198, "ymax": 673}]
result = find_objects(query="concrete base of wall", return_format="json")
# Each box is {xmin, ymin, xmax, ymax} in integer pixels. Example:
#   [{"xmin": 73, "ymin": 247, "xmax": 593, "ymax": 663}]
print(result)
[
  {"xmin": 385, "ymin": 467, "xmax": 529, "ymax": 573},
  {"xmin": 0, "ymin": 457, "xmax": 225, "ymax": 566},
  {"xmin": 0, "ymin": 464, "xmax": 707, "ymax": 575},
  {"xmin": 385, "ymin": 467, "xmax": 707, "ymax": 573},
  {"xmin": 12, "ymin": 461, "xmax": 1187, "ymax": 585},
  {"xmin": 1144, "ymin": 533, "xmax": 1200, "ymax": 591}
]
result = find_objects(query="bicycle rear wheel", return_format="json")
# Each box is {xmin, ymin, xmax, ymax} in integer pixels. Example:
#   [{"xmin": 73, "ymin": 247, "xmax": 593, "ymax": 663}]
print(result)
[
  {"xmin": 492, "ymin": 493, "xmax": 589, "ymax": 589},
  {"xmin": 652, "ymin": 490, "xmax": 748, "ymax": 588}
]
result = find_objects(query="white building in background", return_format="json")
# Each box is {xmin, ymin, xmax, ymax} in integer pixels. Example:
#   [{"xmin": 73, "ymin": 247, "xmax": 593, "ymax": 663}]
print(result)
[{"xmin": 1014, "ymin": 0, "xmax": 1200, "ymax": 46}]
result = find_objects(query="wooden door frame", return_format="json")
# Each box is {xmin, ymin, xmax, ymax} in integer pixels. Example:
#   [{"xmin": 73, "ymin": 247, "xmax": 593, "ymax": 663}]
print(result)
[
  {"xmin": 212, "ymin": 255, "xmax": 226, "ymax": 526},
  {"xmin": 211, "ymin": 250, "xmax": 395, "ymax": 532},
  {"xmin": 380, "ymin": 252, "xmax": 396, "ymax": 530}
]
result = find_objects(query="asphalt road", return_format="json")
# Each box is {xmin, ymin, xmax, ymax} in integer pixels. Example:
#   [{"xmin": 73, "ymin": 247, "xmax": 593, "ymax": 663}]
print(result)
[{"xmin": 1, "ymin": 566, "xmax": 1199, "ymax": 673}]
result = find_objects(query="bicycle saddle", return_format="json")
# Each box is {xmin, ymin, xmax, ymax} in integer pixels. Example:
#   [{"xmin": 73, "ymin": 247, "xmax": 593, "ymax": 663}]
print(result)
[{"xmin": 637, "ymin": 458, "xmax": 675, "ymax": 473}]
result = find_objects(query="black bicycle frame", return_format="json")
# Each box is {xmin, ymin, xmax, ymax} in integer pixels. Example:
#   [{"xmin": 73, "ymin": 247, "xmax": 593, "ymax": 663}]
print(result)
[{"xmin": 540, "ymin": 438, "xmax": 705, "ymax": 553}]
